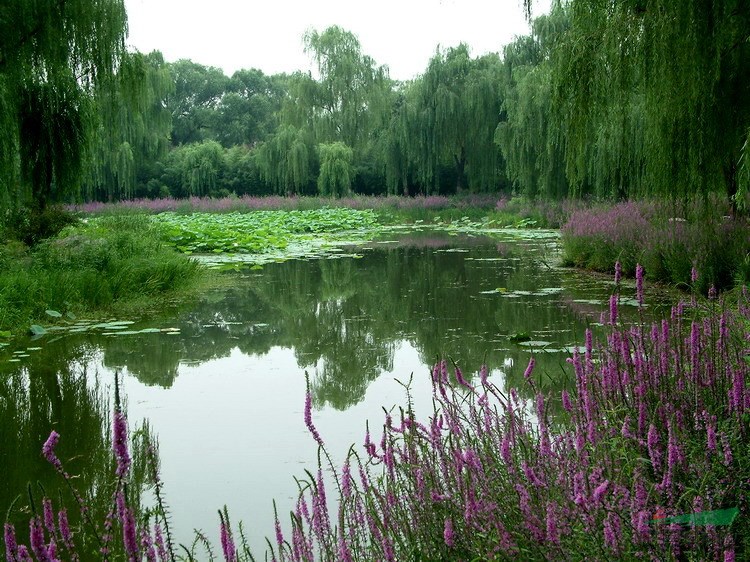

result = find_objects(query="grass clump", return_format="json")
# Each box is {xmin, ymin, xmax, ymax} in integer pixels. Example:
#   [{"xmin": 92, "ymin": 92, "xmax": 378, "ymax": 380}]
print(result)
[{"xmin": 0, "ymin": 214, "xmax": 202, "ymax": 332}]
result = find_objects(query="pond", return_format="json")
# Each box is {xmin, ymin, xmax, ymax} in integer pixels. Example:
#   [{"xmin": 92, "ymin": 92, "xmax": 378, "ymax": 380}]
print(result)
[{"xmin": 0, "ymin": 228, "xmax": 661, "ymax": 554}]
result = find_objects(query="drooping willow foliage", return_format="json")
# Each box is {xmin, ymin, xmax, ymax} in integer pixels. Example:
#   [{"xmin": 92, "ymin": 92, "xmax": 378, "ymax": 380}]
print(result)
[
  {"xmin": 541, "ymin": 0, "xmax": 750, "ymax": 204},
  {"xmin": 84, "ymin": 51, "xmax": 173, "ymax": 201},
  {"xmin": 0, "ymin": 0, "xmax": 129, "ymax": 209}
]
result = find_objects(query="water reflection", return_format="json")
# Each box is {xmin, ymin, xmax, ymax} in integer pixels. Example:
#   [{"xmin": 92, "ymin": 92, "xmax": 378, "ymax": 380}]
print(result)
[
  {"xmin": 2, "ymin": 230, "xmax": 662, "ymax": 552},
  {"xmin": 3, "ymin": 231, "xmax": 653, "ymax": 407},
  {"xmin": 0, "ymin": 350, "xmax": 116, "ymax": 540}
]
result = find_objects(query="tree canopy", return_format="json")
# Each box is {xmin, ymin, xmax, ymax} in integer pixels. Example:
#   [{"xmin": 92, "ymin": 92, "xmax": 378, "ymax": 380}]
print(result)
[{"xmin": 0, "ymin": 0, "xmax": 129, "ymax": 208}]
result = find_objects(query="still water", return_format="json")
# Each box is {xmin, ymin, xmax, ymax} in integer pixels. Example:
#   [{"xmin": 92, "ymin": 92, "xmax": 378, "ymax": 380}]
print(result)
[{"xmin": 0, "ymin": 229, "xmax": 653, "ymax": 553}]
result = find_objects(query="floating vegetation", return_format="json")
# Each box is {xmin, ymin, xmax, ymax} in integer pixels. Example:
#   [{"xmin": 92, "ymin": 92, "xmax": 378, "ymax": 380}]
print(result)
[{"xmin": 150, "ymin": 208, "xmax": 379, "ymax": 255}]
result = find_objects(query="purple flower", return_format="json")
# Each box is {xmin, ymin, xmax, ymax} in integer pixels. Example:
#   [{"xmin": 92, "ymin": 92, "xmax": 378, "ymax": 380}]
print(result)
[
  {"xmin": 691, "ymin": 266, "xmax": 699, "ymax": 284},
  {"xmin": 219, "ymin": 514, "xmax": 237, "ymax": 562},
  {"xmin": 443, "ymin": 518, "xmax": 455, "ymax": 548},
  {"xmin": 479, "ymin": 364, "xmax": 488, "ymax": 386},
  {"xmin": 303, "ymin": 387, "xmax": 324, "ymax": 447},
  {"xmin": 604, "ymin": 511, "xmax": 621, "ymax": 551},
  {"xmin": 120, "ymin": 498, "xmax": 139, "ymax": 562},
  {"xmin": 141, "ymin": 528, "xmax": 157, "ymax": 562},
  {"xmin": 523, "ymin": 357, "xmax": 535, "ymax": 381},
  {"xmin": 561, "ymin": 389, "xmax": 572, "ymax": 413},
  {"xmin": 57, "ymin": 509, "xmax": 76, "ymax": 557},
  {"xmin": 341, "ymin": 458, "xmax": 352, "ymax": 499},
  {"xmin": 4, "ymin": 523, "xmax": 18, "ymax": 562},
  {"xmin": 609, "ymin": 294, "xmax": 618, "ymax": 325},
  {"xmin": 647, "ymin": 424, "xmax": 661, "ymax": 472},
  {"xmin": 42, "ymin": 498, "xmax": 55, "ymax": 535},
  {"xmin": 721, "ymin": 432, "xmax": 733, "ymax": 466},
  {"xmin": 274, "ymin": 513, "xmax": 284, "ymax": 552},
  {"xmin": 615, "ymin": 261, "xmax": 622, "ymax": 285},
  {"xmin": 29, "ymin": 517, "xmax": 50, "ymax": 562},
  {"xmin": 545, "ymin": 502, "xmax": 560, "ymax": 545},
  {"xmin": 112, "ymin": 411, "xmax": 131, "ymax": 477},
  {"xmin": 154, "ymin": 523, "xmax": 168, "ymax": 562},
  {"xmin": 42, "ymin": 431, "xmax": 61, "ymax": 470},
  {"xmin": 593, "ymin": 480, "xmax": 609, "ymax": 504},
  {"xmin": 454, "ymin": 365, "xmax": 473, "ymax": 390}
]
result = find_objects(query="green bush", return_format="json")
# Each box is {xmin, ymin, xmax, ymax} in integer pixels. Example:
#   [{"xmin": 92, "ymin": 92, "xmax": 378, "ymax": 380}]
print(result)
[{"xmin": 2, "ymin": 205, "xmax": 80, "ymax": 246}]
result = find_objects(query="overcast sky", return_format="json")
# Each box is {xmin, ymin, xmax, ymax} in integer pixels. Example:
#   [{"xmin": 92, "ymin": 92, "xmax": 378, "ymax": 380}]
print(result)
[{"xmin": 124, "ymin": 0, "xmax": 550, "ymax": 81}]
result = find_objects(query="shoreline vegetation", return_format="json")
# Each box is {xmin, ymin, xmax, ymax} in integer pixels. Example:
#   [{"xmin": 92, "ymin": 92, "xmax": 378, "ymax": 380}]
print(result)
[
  {"xmin": 4, "ymin": 262, "xmax": 748, "ymax": 561},
  {"xmin": 1, "ymin": 195, "xmax": 748, "ymax": 335}
]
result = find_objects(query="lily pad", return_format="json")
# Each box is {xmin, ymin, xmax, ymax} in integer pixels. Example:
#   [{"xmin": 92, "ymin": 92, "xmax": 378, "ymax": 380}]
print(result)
[
  {"xmin": 45, "ymin": 309, "xmax": 62, "ymax": 318},
  {"xmin": 517, "ymin": 340, "xmax": 553, "ymax": 348},
  {"xmin": 29, "ymin": 324, "xmax": 47, "ymax": 336}
]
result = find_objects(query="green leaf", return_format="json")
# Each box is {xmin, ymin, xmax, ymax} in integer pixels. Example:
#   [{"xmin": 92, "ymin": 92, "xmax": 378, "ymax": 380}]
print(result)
[
  {"xmin": 29, "ymin": 325, "xmax": 47, "ymax": 336},
  {"xmin": 0, "ymin": 330, "xmax": 11, "ymax": 338},
  {"xmin": 45, "ymin": 309, "xmax": 62, "ymax": 318}
]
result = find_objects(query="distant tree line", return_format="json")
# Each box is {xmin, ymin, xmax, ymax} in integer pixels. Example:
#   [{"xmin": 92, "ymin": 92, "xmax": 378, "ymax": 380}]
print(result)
[{"xmin": 1, "ymin": 1, "xmax": 748, "ymax": 209}]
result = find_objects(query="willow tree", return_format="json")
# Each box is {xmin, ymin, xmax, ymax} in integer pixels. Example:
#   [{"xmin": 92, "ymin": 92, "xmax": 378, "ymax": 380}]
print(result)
[
  {"xmin": 412, "ymin": 45, "xmax": 506, "ymax": 193},
  {"xmin": 545, "ymin": 0, "xmax": 750, "ymax": 204},
  {"xmin": 0, "ymin": 0, "xmax": 128, "ymax": 209},
  {"xmin": 256, "ymin": 125, "xmax": 316, "ymax": 195},
  {"xmin": 379, "ymin": 87, "xmax": 417, "ymax": 195},
  {"xmin": 496, "ymin": 8, "xmax": 570, "ymax": 199},
  {"xmin": 301, "ymin": 26, "xmax": 392, "ymax": 151},
  {"xmin": 84, "ymin": 51, "xmax": 173, "ymax": 201},
  {"xmin": 317, "ymin": 142, "xmax": 353, "ymax": 196}
]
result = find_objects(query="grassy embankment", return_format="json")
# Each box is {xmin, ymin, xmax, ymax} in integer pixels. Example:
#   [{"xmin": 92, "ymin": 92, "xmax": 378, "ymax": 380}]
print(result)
[
  {"xmin": 1, "ymin": 195, "xmax": 562, "ymax": 335},
  {"xmin": 561, "ymin": 199, "xmax": 750, "ymax": 293}
]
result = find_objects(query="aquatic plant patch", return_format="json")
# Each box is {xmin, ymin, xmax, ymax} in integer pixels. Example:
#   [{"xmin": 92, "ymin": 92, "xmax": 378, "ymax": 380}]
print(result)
[{"xmin": 149, "ymin": 208, "xmax": 379, "ymax": 256}]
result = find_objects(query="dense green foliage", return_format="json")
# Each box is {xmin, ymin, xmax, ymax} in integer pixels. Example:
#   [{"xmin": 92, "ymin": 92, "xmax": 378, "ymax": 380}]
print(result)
[
  {"xmin": 0, "ymin": 0, "xmax": 128, "ymax": 209},
  {"xmin": 0, "ymin": 216, "xmax": 201, "ymax": 331}
]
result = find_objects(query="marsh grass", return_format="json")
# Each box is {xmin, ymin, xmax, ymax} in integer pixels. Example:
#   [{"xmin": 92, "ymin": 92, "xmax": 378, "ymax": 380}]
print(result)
[{"xmin": 0, "ymin": 215, "xmax": 201, "ymax": 332}]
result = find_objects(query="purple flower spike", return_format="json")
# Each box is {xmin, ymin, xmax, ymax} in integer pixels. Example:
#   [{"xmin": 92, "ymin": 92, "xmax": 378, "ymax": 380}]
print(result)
[
  {"xmin": 614, "ymin": 261, "xmax": 622, "ymax": 285},
  {"xmin": 593, "ymin": 480, "xmax": 609, "ymax": 504},
  {"xmin": 523, "ymin": 357, "xmax": 535, "ymax": 381},
  {"xmin": 4, "ymin": 523, "xmax": 18, "ymax": 562},
  {"xmin": 112, "ymin": 411, "xmax": 131, "ymax": 478},
  {"xmin": 443, "ymin": 518, "xmax": 455, "ymax": 548},
  {"xmin": 561, "ymin": 389, "xmax": 572, "ymax": 413},
  {"xmin": 304, "ymin": 387, "xmax": 324, "ymax": 447},
  {"xmin": 29, "ymin": 517, "xmax": 50, "ymax": 562},
  {"xmin": 609, "ymin": 294, "xmax": 618, "ymax": 325},
  {"xmin": 42, "ymin": 431, "xmax": 62, "ymax": 470}
]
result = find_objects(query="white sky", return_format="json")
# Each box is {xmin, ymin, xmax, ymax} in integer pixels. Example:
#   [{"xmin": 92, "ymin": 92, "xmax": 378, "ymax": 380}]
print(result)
[{"xmin": 124, "ymin": 0, "xmax": 550, "ymax": 81}]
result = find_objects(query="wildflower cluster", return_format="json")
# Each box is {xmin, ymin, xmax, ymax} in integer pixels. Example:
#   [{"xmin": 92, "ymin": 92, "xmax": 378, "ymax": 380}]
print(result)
[
  {"xmin": 264, "ymin": 271, "xmax": 748, "ymax": 561},
  {"xmin": 561, "ymin": 199, "xmax": 750, "ymax": 291}
]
